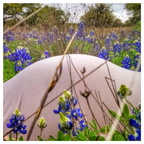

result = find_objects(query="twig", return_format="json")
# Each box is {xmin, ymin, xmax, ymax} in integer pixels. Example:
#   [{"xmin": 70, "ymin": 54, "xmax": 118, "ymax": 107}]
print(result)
[
  {"xmin": 26, "ymin": 32, "xmax": 77, "ymax": 140},
  {"xmin": 4, "ymin": 7, "xmax": 45, "ymax": 34}
]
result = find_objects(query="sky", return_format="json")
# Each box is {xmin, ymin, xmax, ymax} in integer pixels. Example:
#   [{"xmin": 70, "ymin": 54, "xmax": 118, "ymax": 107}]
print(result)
[{"xmin": 47, "ymin": 3, "xmax": 130, "ymax": 23}]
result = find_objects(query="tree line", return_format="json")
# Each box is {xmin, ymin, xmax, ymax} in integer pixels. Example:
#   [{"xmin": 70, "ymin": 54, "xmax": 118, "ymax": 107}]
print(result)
[{"xmin": 4, "ymin": 3, "xmax": 141, "ymax": 28}]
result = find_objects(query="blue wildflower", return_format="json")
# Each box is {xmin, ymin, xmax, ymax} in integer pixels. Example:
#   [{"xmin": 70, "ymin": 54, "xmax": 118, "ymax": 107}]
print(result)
[
  {"xmin": 128, "ymin": 106, "xmax": 141, "ymax": 141},
  {"xmin": 72, "ymin": 120, "xmax": 87, "ymax": 136},
  {"xmin": 76, "ymin": 22, "xmax": 85, "ymax": 39},
  {"xmin": 129, "ymin": 119, "xmax": 141, "ymax": 130},
  {"xmin": 104, "ymin": 37, "xmax": 112, "ymax": 49},
  {"xmin": 133, "ymin": 40, "xmax": 141, "ymax": 53},
  {"xmin": 9, "ymin": 47, "xmax": 32, "ymax": 72},
  {"xmin": 90, "ymin": 31, "xmax": 95, "ymax": 36},
  {"xmin": 98, "ymin": 47, "xmax": 109, "ymax": 60},
  {"xmin": 69, "ymin": 27, "xmax": 75, "ymax": 35},
  {"xmin": 71, "ymin": 96, "xmax": 77, "ymax": 106},
  {"xmin": 40, "ymin": 50, "xmax": 50, "ymax": 60},
  {"xmin": 58, "ymin": 112, "xmax": 73, "ymax": 132},
  {"xmin": 113, "ymin": 42, "xmax": 121, "ymax": 53},
  {"xmin": 4, "ymin": 31, "xmax": 15, "ymax": 42},
  {"xmin": 121, "ymin": 55, "xmax": 132, "ymax": 69},
  {"xmin": 78, "ymin": 22, "xmax": 85, "ymax": 30},
  {"xmin": 53, "ymin": 91, "xmax": 87, "ymax": 134},
  {"xmin": 71, "ymin": 108, "xmax": 83, "ymax": 120},
  {"xmin": 6, "ymin": 109, "xmax": 27, "ymax": 134},
  {"xmin": 79, "ymin": 119, "xmax": 87, "ymax": 130}
]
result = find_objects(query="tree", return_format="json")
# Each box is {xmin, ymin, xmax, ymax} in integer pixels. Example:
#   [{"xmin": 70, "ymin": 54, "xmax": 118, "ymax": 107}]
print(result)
[
  {"xmin": 124, "ymin": 3, "xmax": 141, "ymax": 25},
  {"xmin": 3, "ymin": 3, "xmax": 41, "ymax": 25},
  {"xmin": 112, "ymin": 18, "xmax": 123, "ymax": 27},
  {"xmin": 80, "ymin": 3, "xmax": 115, "ymax": 27},
  {"xmin": 3, "ymin": 3, "xmax": 70, "ymax": 27},
  {"xmin": 26, "ymin": 5, "xmax": 70, "ymax": 27}
]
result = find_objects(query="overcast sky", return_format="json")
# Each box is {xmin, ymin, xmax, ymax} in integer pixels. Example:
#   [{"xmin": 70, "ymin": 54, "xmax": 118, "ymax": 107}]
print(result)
[{"xmin": 47, "ymin": 3, "xmax": 130, "ymax": 23}]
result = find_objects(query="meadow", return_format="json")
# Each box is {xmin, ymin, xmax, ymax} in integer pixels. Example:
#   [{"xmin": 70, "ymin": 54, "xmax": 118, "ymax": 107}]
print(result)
[
  {"xmin": 3, "ymin": 22, "xmax": 141, "ymax": 82},
  {"xmin": 3, "ymin": 22, "xmax": 141, "ymax": 141}
]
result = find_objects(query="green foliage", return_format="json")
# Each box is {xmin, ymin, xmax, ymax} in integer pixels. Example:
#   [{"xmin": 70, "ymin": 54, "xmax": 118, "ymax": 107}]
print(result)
[
  {"xmin": 3, "ymin": 59, "xmax": 17, "ymax": 82},
  {"xmin": 124, "ymin": 3, "xmax": 141, "ymax": 26},
  {"xmin": 81, "ymin": 4, "xmax": 116, "ymax": 27},
  {"xmin": 8, "ymin": 136, "xmax": 24, "ymax": 141},
  {"xmin": 108, "ymin": 102, "xmax": 137, "ymax": 138},
  {"xmin": 4, "ymin": 3, "xmax": 69, "ymax": 28},
  {"xmin": 47, "ymin": 130, "xmax": 72, "ymax": 141},
  {"xmin": 4, "ymin": 3, "xmax": 41, "ymax": 26},
  {"xmin": 132, "ymin": 21, "xmax": 141, "ymax": 32},
  {"xmin": 113, "ymin": 18, "xmax": 123, "ymax": 27},
  {"xmin": 19, "ymin": 136, "xmax": 24, "ymax": 141}
]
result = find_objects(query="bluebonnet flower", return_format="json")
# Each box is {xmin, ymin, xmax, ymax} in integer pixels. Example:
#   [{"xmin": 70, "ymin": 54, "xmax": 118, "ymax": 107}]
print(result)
[
  {"xmin": 84, "ymin": 35, "xmax": 95, "ymax": 44},
  {"xmin": 3, "ymin": 31, "xmax": 15, "ymax": 42},
  {"xmin": 6, "ymin": 109, "xmax": 27, "ymax": 134},
  {"xmin": 109, "ymin": 32, "xmax": 118, "ymax": 40},
  {"xmin": 128, "ymin": 106, "xmax": 141, "ymax": 141},
  {"xmin": 65, "ymin": 34, "xmax": 71, "ymax": 41},
  {"xmin": 29, "ymin": 30, "xmax": 39, "ymax": 39},
  {"xmin": 76, "ymin": 22, "xmax": 85, "ymax": 39},
  {"xmin": 134, "ymin": 53, "xmax": 141, "ymax": 72},
  {"xmin": 71, "ymin": 108, "xmax": 83, "ymax": 120},
  {"xmin": 105, "ymin": 37, "xmax": 112, "ymax": 49},
  {"xmin": 14, "ymin": 61, "xmax": 24, "ymax": 72},
  {"xmin": 3, "ymin": 43, "xmax": 12, "ymax": 59},
  {"xmin": 37, "ymin": 117, "xmax": 47, "ymax": 129},
  {"xmin": 98, "ymin": 47, "xmax": 109, "ymax": 60},
  {"xmin": 133, "ymin": 40, "xmax": 141, "ymax": 53},
  {"xmin": 8, "ymin": 46, "xmax": 32, "ymax": 72},
  {"xmin": 69, "ymin": 27, "xmax": 75, "ymax": 35},
  {"xmin": 3, "ymin": 43, "xmax": 9, "ymax": 53},
  {"xmin": 122, "ymin": 42, "xmax": 131, "ymax": 51},
  {"xmin": 93, "ymin": 41, "xmax": 100, "ymax": 51},
  {"xmin": 128, "ymin": 130, "xmax": 141, "ymax": 141},
  {"xmin": 90, "ymin": 31, "xmax": 95, "ymax": 36},
  {"xmin": 117, "ymin": 84, "xmax": 132, "ymax": 99},
  {"xmin": 71, "ymin": 96, "xmax": 77, "ymax": 106},
  {"xmin": 113, "ymin": 41, "xmax": 121, "ymax": 54},
  {"xmin": 58, "ymin": 112, "xmax": 73, "ymax": 132},
  {"xmin": 40, "ymin": 50, "xmax": 50, "ymax": 60},
  {"xmin": 78, "ymin": 22, "xmax": 85, "ymax": 30},
  {"xmin": 72, "ymin": 120, "xmax": 87, "ymax": 136},
  {"xmin": 48, "ymin": 32, "xmax": 53, "ymax": 43},
  {"xmin": 121, "ymin": 55, "xmax": 132, "ymax": 69},
  {"xmin": 53, "ymin": 90, "xmax": 87, "ymax": 135}
]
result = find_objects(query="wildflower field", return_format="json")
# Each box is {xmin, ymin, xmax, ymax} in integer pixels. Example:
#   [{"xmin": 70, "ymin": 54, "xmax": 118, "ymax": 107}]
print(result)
[
  {"xmin": 3, "ymin": 3, "xmax": 141, "ymax": 141},
  {"xmin": 3, "ymin": 22, "xmax": 141, "ymax": 82}
]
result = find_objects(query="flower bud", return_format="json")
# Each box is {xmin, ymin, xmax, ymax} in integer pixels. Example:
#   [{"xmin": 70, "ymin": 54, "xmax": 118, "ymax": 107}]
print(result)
[{"xmin": 38, "ymin": 117, "xmax": 47, "ymax": 129}]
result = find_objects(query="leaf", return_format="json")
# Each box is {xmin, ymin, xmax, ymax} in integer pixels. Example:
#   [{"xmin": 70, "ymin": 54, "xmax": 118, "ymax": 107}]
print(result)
[
  {"xmin": 75, "ymin": 130, "xmax": 88, "ymax": 141},
  {"xmin": 83, "ymin": 127, "xmax": 90, "ymax": 138},
  {"xmin": 63, "ymin": 134, "xmax": 72, "ymax": 141},
  {"xmin": 57, "ymin": 130, "xmax": 64, "ymax": 140},
  {"xmin": 98, "ymin": 125, "xmax": 111, "ymax": 134},
  {"xmin": 123, "ymin": 104, "xmax": 130, "ymax": 115},
  {"xmin": 108, "ymin": 110, "xmax": 120, "ymax": 119},
  {"xmin": 96, "ymin": 136, "xmax": 105, "ymax": 141},
  {"xmin": 88, "ymin": 119, "xmax": 98, "ymax": 132},
  {"xmin": 111, "ymin": 131, "xmax": 126, "ymax": 141},
  {"xmin": 37, "ymin": 136, "xmax": 44, "ymax": 141},
  {"xmin": 19, "ymin": 136, "xmax": 24, "ymax": 141},
  {"xmin": 9, "ymin": 136, "xmax": 15, "ymax": 141},
  {"xmin": 90, "ymin": 135, "xmax": 96, "ymax": 141},
  {"xmin": 89, "ymin": 131, "xmax": 96, "ymax": 137},
  {"xmin": 47, "ymin": 135, "xmax": 56, "ymax": 141}
]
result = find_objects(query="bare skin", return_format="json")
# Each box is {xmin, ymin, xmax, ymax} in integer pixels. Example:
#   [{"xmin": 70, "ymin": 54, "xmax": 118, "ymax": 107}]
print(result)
[{"xmin": 3, "ymin": 54, "xmax": 141, "ymax": 140}]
